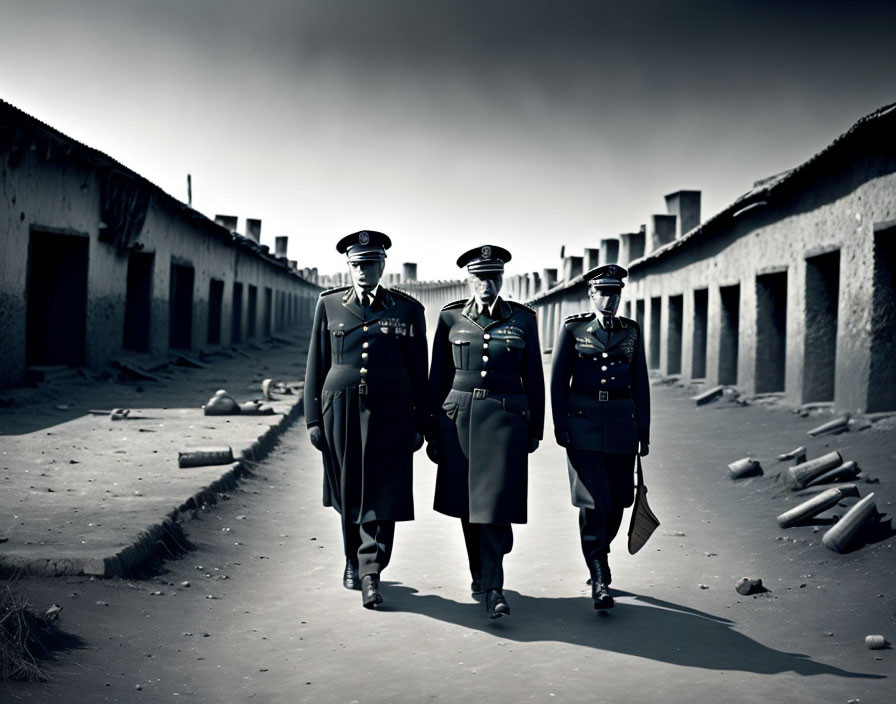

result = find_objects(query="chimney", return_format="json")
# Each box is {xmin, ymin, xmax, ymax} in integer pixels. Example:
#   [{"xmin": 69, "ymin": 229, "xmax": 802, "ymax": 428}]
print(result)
[
  {"xmin": 245, "ymin": 218, "xmax": 262, "ymax": 243},
  {"xmin": 584, "ymin": 248, "xmax": 601, "ymax": 271},
  {"xmin": 665, "ymin": 190, "xmax": 701, "ymax": 238},
  {"xmin": 289, "ymin": 259, "xmax": 298, "ymax": 271},
  {"xmin": 542, "ymin": 268, "xmax": 558, "ymax": 292},
  {"xmin": 275, "ymin": 236, "xmax": 288, "ymax": 257},
  {"xmin": 600, "ymin": 238, "xmax": 620, "ymax": 265},
  {"xmin": 402, "ymin": 262, "xmax": 418, "ymax": 283},
  {"xmin": 310, "ymin": 267, "xmax": 318, "ymax": 285},
  {"xmin": 648, "ymin": 214, "xmax": 677, "ymax": 252},
  {"xmin": 619, "ymin": 231, "xmax": 646, "ymax": 265},
  {"xmin": 214, "ymin": 214, "xmax": 238, "ymax": 231},
  {"xmin": 562, "ymin": 255, "xmax": 583, "ymax": 282}
]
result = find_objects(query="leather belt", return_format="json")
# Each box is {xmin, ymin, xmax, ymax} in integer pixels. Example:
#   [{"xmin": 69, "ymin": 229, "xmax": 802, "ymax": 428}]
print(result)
[{"xmin": 572, "ymin": 387, "xmax": 632, "ymax": 401}]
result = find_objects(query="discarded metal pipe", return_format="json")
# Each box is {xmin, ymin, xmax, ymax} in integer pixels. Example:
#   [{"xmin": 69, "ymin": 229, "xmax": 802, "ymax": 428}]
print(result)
[
  {"xmin": 777, "ymin": 445, "xmax": 807, "ymax": 464},
  {"xmin": 693, "ymin": 385, "xmax": 724, "ymax": 406},
  {"xmin": 822, "ymin": 492, "xmax": 877, "ymax": 553},
  {"xmin": 865, "ymin": 635, "xmax": 889, "ymax": 649},
  {"xmin": 728, "ymin": 457, "xmax": 762, "ymax": 479},
  {"xmin": 776, "ymin": 484, "xmax": 861, "ymax": 528},
  {"xmin": 178, "ymin": 446, "xmax": 234, "ymax": 468},
  {"xmin": 788, "ymin": 451, "xmax": 843, "ymax": 489},
  {"xmin": 808, "ymin": 413, "xmax": 851, "ymax": 437},
  {"xmin": 805, "ymin": 460, "xmax": 860, "ymax": 488}
]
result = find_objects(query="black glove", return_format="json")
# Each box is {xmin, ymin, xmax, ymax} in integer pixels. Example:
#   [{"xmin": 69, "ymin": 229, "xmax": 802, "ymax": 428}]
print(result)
[
  {"xmin": 528, "ymin": 437, "xmax": 540, "ymax": 453},
  {"xmin": 555, "ymin": 430, "xmax": 570, "ymax": 448},
  {"xmin": 638, "ymin": 440, "xmax": 650, "ymax": 457},
  {"xmin": 412, "ymin": 432, "xmax": 424, "ymax": 452},
  {"xmin": 425, "ymin": 442, "xmax": 440, "ymax": 464},
  {"xmin": 309, "ymin": 426, "xmax": 325, "ymax": 451}
]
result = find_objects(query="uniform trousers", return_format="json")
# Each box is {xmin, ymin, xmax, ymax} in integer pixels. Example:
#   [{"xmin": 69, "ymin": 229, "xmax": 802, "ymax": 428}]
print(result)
[
  {"xmin": 343, "ymin": 517, "xmax": 394, "ymax": 578},
  {"xmin": 461, "ymin": 519, "xmax": 513, "ymax": 591},
  {"xmin": 567, "ymin": 449, "xmax": 635, "ymax": 568}
]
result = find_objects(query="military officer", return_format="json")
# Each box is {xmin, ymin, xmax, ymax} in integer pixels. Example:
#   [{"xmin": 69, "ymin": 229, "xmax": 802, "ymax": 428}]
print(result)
[
  {"xmin": 549, "ymin": 264, "xmax": 650, "ymax": 610},
  {"xmin": 427, "ymin": 245, "xmax": 545, "ymax": 619},
  {"xmin": 304, "ymin": 230, "xmax": 428, "ymax": 609}
]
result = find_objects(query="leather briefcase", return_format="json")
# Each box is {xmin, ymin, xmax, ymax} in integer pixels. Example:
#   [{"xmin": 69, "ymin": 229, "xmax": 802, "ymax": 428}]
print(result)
[{"xmin": 628, "ymin": 456, "xmax": 660, "ymax": 554}]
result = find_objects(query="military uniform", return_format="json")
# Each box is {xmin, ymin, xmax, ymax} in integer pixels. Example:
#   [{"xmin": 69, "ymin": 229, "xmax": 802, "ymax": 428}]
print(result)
[
  {"xmin": 428, "ymin": 245, "xmax": 544, "ymax": 615},
  {"xmin": 305, "ymin": 231, "xmax": 428, "ymax": 607},
  {"xmin": 549, "ymin": 264, "xmax": 650, "ymax": 607}
]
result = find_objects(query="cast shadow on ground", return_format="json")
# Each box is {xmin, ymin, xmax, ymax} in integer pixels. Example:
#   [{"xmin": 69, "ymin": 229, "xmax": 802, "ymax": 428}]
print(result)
[{"xmin": 380, "ymin": 583, "xmax": 884, "ymax": 679}]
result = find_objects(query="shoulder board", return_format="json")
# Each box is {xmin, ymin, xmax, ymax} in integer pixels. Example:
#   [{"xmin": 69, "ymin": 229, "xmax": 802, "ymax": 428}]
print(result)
[
  {"xmin": 389, "ymin": 287, "xmax": 424, "ymax": 307},
  {"xmin": 319, "ymin": 285, "xmax": 351, "ymax": 298},
  {"xmin": 564, "ymin": 311, "xmax": 595, "ymax": 324},
  {"xmin": 440, "ymin": 300, "xmax": 466, "ymax": 311},
  {"xmin": 508, "ymin": 300, "xmax": 536, "ymax": 315}
]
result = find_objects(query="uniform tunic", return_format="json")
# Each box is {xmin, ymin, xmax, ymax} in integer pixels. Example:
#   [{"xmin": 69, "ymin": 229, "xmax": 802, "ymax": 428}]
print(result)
[
  {"xmin": 305, "ymin": 285, "xmax": 428, "ymax": 524},
  {"xmin": 429, "ymin": 297, "xmax": 545, "ymax": 525}
]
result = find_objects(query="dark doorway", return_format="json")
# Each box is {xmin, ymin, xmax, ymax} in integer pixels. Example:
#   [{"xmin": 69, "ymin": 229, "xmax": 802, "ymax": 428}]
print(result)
[
  {"xmin": 649, "ymin": 297, "xmax": 661, "ymax": 369},
  {"xmin": 263, "ymin": 287, "xmax": 273, "ymax": 338},
  {"xmin": 26, "ymin": 230, "xmax": 89, "ymax": 367},
  {"xmin": 124, "ymin": 251, "xmax": 154, "ymax": 353},
  {"xmin": 231, "ymin": 282, "xmax": 243, "ymax": 344},
  {"xmin": 755, "ymin": 271, "xmax": 788, "ymax": 393},
  {"xmin": 169, "ymin": 263, "xmax": 195, "ymax": 350},
  {"xmin": 803, "ymin": 251, "xmax": 840, "ymax": 403},
  {"xmin": 692, "ymin": 288, "xmax": 708, "ymax": 379},
  {"xmin": 207, "ymin": 279, "xmax": 224, "ymax": 345},
  {"xmin": 719, "ymin": 284, "xmax": 740, "ymax": 385},
  {"xmin": 868, "ymin": 226, "xmax": 896, "ymax": 412},
  {"xmin": 667, "ymin": 294, "xmax": 683, "ymax": 375},
  {"xmin": 247, "ymin": 285, "xmax": 258, "ymax": 338},
  {"xmin": 635, "ymin": 299, "xmax": 645, "ymax": 330}
]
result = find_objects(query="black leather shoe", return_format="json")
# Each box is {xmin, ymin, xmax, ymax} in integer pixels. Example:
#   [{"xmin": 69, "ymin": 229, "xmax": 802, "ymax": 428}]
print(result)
[
  {"xmin": 361, "ymin": 574, "xmax": 383, "ymax": 609},
  {"xmin": 343, "ymin": 560, "xmax": 360, "ymax": 590},
  {"xmin": 470, "ymin": 571, "xmax": 484, "ymax": 595},
  {"xmin": 591, "ymin": 559, "xmax": 614, "ymax": 610},
  {"xmin": 486, "ymin": 589, "xmax": 510, "ymax": 619},
  {"xmin": 587, "ymin": 556, "xmax": 612, "ymax": 586}
]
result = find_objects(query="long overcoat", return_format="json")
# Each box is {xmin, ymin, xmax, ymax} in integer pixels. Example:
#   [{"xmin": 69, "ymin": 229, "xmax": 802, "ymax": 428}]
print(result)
[
  {"xmin": 304, "ymin": 285, "xmax": 428, "ymax": 523},
  {"xmin": 550, "ymin": 312, "xmax": 650, "ymax": 507},
  {"xmin": 428, "ymin": 297, "xmax": 544, "ymax": 524}
]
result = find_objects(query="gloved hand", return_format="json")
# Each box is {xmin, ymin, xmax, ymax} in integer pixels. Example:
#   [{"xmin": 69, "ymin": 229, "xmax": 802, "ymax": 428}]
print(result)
[
  {"xmin": 309, "ymin": 426, "xmax": 325, "ymax": 451},
  {"xmin": 412, "ymin": 432, "xmax": 424, "ymax": 452},
  {"xmin": 425, "ymin": 442, "xmax": 440, "ymax": 464},
  {"xmin": 554, "ymin": 430, "xmax": 570, "ymax": 448},
  {"xmin": 528, "ymin": 437, "xmax": 540, "ymax": 453},
  {"xmin": 638, "ymin": 441, "xmax": 650, "ymax": 457}
]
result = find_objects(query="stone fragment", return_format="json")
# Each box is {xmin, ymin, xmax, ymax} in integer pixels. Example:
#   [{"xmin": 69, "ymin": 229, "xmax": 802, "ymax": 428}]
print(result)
[
  {"xmin": 178, "ymin": 447, "xmax": 234, "ymax": 468},
  {"xmin": 692, "ymin": 385, "xmax": 724, "ymax": 406},
  {"xmin": 44, "ymin": 604, "xmax": 63, "ymax": 621},
  {"xmin": 822, "ymin": 493, "xmax": 878, "ymax": 553},
  {"xmin": 728, "ymin": 457, "xmax": 762, "ymax": 479},
  {"xmin": 735, "ymin": 577, "xmax": 764, "ymax": 595},
  {"xmin": 788, "ymin": 451, "xmax": 843, "ymax": 489},
  {"xmin": 865, "ymin": 635, "xmax": 889, "ymax": 649},
  {"xmin": 807, "ymin": 414, "xmax": 850, "ymax": 437}
]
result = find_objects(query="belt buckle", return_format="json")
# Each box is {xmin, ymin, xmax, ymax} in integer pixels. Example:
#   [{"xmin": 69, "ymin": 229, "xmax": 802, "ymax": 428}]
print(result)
[
  {"xmin": 358, "ymin": 381, "xmax": 368, "ymax": 396},
  {"xmin": 473, "ymin": 388, "xmax": 488, "ymax": 400},
  {"xmin": 598, "ymin": 390, "xmax": 609, "ymax": 402}
]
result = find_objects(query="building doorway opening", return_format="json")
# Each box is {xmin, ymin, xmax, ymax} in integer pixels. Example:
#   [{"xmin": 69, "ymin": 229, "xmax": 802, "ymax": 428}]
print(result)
[
  {"xmin": 247, "ymin": 285, "xmax": 258, "ymax": 338},
  {"xmin": 263, "ymin": 287, "xmax": 273, "ymax": 338},
  {"xmin": 868, "ymin": 226, "xmax": 896, "ymax": 412},
  {"xmin": 124, "ymin": 251, "xmax": 154, "ymax": 353},
  {"xmin": 755, "ymin": 271, "xmax": 788, "ymax": 393},
  {"xmin": 692, "ymin": 288, "xmax": 708, "ymax": 379},
  {"xmin": 649, "ymin": 297, "xmax": 661, "ymax": 369},
  {"xmin": 231, "ymin": 282, "xmax": 243, "ymax": 344},
  {"xmin": 803, "ymin": 251, "xmax": 840, "ymax": 403},
  {"xmin": 169, "ymin": 263, "xmax": 195, "ymax": 350},
  {"xmin": 635, "ymin": 299, "xmax": 645, "ymax": 330},
  {"xmin": 718, "ymin": 284, "xmax": 740, "ymax": 385},
  {"xmin": 26, "ymin": 230, "xmax": 89, "ymax": 368},
  {"xmin": 207, "ymin": 279, "xmax": 224, "ymax": 345},
  {"xmin": 667, "ymin": 294, "xmax": 683, "ymax": 375}
]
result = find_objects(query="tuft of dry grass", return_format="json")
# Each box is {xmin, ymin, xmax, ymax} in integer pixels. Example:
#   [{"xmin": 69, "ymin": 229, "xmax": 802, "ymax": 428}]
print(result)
[{"xmin": 0, "ymin": 584, "xmax": 52, "ymax": 682}]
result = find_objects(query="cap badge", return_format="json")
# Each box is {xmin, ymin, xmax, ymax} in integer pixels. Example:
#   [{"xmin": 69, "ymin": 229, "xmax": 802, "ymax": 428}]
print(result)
[
  {"xmin": 481, "ymin": 245, "xmax": 492, "ymax": 259},
  {"xmin": 358, "ymin": 231, "xmax": 370, "ymax": 245}
]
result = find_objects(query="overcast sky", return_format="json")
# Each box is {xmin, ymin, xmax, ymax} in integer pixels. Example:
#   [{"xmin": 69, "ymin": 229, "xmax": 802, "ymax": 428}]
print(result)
[{"xmin": 2, "ymin": 0, "xmax": 895, "ymax": 279}]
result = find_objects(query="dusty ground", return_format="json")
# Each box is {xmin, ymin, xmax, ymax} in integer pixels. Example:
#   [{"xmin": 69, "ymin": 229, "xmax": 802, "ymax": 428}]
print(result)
[{"xmin": 1, "ymin": 369, "xmax": 894, "ymax": 704}]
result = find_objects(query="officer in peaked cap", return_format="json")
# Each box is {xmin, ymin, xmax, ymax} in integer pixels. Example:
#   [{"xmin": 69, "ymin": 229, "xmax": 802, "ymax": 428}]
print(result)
[
  {"xmin": 305, "ymin": 230, "xmax": 428, "ymax": 609},
  {"xmin": 549, "ymin": 263, "xmax": 650, "ymax": 610},
  {"xmin": 427, "ymin": 244, "xmax": 545, "ymax": 619}
]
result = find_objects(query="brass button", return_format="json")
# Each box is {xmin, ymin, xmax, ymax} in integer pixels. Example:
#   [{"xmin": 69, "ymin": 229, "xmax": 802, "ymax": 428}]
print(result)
[
  {"xmin": 602, "ymin": 352, "xmax": 608, "ymax": 358},
  {"xmin": 361, "ymin": 352, "xmax": 368, "ymax": 360},
  {"xmin": 601, "ymin": 365, "xmax": 607, "ymax": 371},
  {"xmin": 482, "ymin": 356, "xmax": 489, "ymax": 363},
  {"xmin": 481, "ymin": 371, "xmax": 488, "ymax": 378},
  {"xmin": 483, "ymin": 334, "xmax": 491, "ymax": 340},
  {"xmin": 360, "ymin": 367, "xmax": 368, "ymax": 375},
  {"xmin": 483, "ymin": 343, "xmax": 489, "ymax": 349},
  {"xmin": 362, "ymin": 342, "xmax": 369, "ymax": 349},
  {"xmin": 600, "ymin": 379, "xmax": 607, "ymax": 384}
]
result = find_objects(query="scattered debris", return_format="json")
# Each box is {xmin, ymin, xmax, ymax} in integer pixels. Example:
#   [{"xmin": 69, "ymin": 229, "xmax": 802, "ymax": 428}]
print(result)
[
  {"xmin": 110, "ymin": 408, "xmax": 131, "ymax": 421},
  {"xmin": 262, "ymin": 378, "xmax": 274, "ymax": 401},
  {"xmin": 728, "ymin": 457, "xmax": 762, "ymax": 479},
  {"xmin": 692, "ymin": 385, "xmax": 724, "ymax": 406},
  {"xmin": 239, "ymin": 401, "xmax": 274, "ymax": 415},
  {"xmin": 177, "ymin": 447, "xmax": 235, "ymax": 468},
  {"xmin": 805, "ymin": 460, "xmax": 860, "ymax": 488},
  {"xmin": 777, "ymin": 445, "xmax": 807, "ymax": 464},
  {"xmin": 735, "ymin": 577, "xmax": 765, "ymax": 595},
  {"xmin": 203, "ymin": 390, "xmax": 240, "ymax": 416},
  {"xmin": 172, "ymin": 352, "xmax": 208, "ymax": 369},
  {"xmin": 42, "ymin": 604, "xmax": 63, "ymax": 622},
  {"xmin": 777, "ymin": 484, "xmax": 861, "ymax": 528},
  {"xmin": 808, "ymin": 413, "xmax": 851, "ymax": 437},
  {"xmin": 822, "ymin": 493, "xmax": 878, "ymax": 553},
  {"xmin": 848, "ymin": 417, "xmax": 873, "ymax": 433},
  {"xmin": 789, "ymin": 451, "xmax": 843, "ymax": 490},
  {"xmin": 865, "ymin": 635, "xmax": 889, "ymax": 650},
  {"xmin": 111, "ymin": 359, "xmax": 163, "ymax": 382}
]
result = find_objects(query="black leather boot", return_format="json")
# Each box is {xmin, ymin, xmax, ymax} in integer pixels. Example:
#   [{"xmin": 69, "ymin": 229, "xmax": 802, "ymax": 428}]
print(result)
[
  {"xmin": 591, "ymin": 559, "xmax": 614, "ymax": 610},
  {"xmin": 343, "ymin": 560, "xmax": 360, "ymax": 590},
  {"xmin": 470, "ymin": 570, "xmax": 484, "ymax": 595},
  {"xmin": 486, "ymin": 589, "xmax": 510, "ymax": 619},
  {"xmin": 361, "ymin": 574, "xmax": 383, "ymax": 609}
]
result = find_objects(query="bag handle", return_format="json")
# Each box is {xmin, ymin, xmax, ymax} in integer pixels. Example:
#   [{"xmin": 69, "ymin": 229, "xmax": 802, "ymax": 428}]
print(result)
[{"xmin": 637, "ymin": 455, "xmax": 647, "ymax": 493}]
